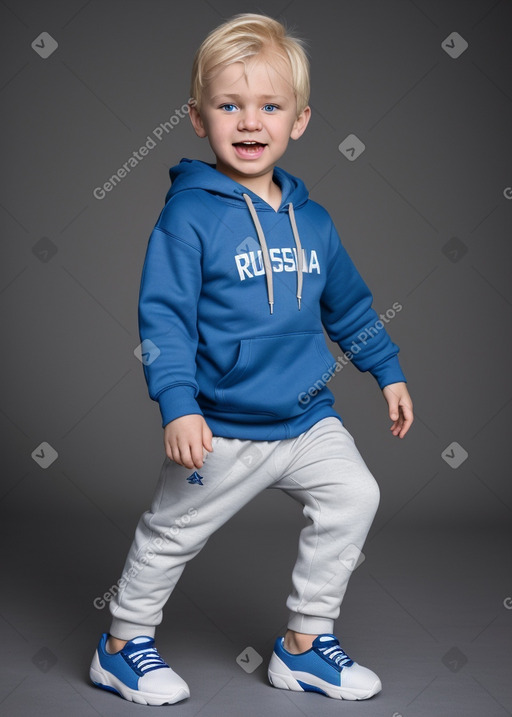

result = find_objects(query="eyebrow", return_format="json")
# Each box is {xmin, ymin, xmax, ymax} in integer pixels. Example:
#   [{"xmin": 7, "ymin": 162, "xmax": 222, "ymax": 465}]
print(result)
[{"xmin": 210, "ymin": 93, "xmax": 288, "ymax": 102}]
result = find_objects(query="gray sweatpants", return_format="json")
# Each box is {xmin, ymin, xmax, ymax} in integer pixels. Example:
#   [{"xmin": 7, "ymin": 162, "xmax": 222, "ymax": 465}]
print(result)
[{"xmin": 109, "ymin": 416, "xmax": 380, "ymax": 639}]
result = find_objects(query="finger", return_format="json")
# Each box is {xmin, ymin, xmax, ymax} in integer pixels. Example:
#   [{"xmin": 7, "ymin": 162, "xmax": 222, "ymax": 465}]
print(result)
[
  {"xmin": 400, "ymin": 419, "xmax": 413, "ymax": 438},
  {"xmin": 389, "ymin": 406, "xmax": 401, "ymax": 428},
  {"xmin": 190, "ymin": 442, "xmax": 205, "ymax": 470},
  {"xmin": 397, "ymin": 405, "xmax": 414, "ymax": 438},
  {"xmin": 402, "ymin": 403, "xmax": 414, "ymax": 422},
  {"xmin": 176, "ymin": 441, "xmax": 196, "ymax": 470},
  {"xmin": 390, "ymin": 407, "xmax": 405, "ymax": 436},
  {"xmin": 390, "ymin": 420, "xmax": 401, "ymax": 436},
  {"xmin": 388, "ymin": 397, "xmax": 400, "ymax": 422},
  {"xmin": 202, "ymin": 426, "xmax": 213, "ymax": 453},
  {"xmin": 165, "ymin": 436, "xmax": 178, "ymax": 462}
]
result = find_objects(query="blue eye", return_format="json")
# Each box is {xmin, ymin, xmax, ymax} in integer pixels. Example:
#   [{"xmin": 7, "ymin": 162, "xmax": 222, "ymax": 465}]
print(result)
[
  {"xmin": 220, "ymin": 104, "xmax": 237, "ymax": 112},
  {"xmin": 263, "ymin": 104, "xmax": 278, "ymax": 112}
]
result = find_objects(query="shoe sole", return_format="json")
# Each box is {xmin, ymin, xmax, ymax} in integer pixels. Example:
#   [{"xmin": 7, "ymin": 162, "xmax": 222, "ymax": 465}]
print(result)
[
  {"xmin": 89, "ymin": 651, "xmax": 190, "ymax": 706},
  {"xmin": 267, "ymin": 653, "xmax": 381, "ymax": 701}
]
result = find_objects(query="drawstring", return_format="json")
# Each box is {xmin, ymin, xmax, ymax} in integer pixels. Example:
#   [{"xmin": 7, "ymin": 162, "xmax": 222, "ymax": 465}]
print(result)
[
  {"xmin": 243, "ymin": 193, "xmax": 274, "ymax": 314},
  {"xmin": 242, "ymin": 193, "xmax": 303, "ymax": 314},
  {"xmin": 288, "ymin": 202, "xmax": 303, "ymax": 311}
]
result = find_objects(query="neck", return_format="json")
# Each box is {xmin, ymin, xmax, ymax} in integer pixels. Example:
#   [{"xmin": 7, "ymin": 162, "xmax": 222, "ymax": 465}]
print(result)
[{"xmin": 215, "ymin": 163, "xmax": 281, "ymax": 209}]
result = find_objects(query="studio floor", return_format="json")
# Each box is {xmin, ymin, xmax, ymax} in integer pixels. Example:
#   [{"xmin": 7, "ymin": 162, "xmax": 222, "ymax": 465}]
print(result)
[{"xmin": 1, "ymin": 502, "xmax": 511, "ymax": 717}]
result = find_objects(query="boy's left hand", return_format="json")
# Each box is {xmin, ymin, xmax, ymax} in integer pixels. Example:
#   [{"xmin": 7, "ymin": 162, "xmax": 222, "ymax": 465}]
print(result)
[{"xmin": 382, "ymin": 382, "xmax": 414, "ymax": 438}]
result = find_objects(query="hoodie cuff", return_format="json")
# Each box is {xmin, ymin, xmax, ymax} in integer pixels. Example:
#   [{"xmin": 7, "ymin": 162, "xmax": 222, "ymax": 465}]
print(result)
[
  {"xmin": 370, "ymin": 355, "xmax": 407, "ymax": 390},
  {"xmin": 157, "ymin": 385, "xmax": 203, "ymax": 428}
]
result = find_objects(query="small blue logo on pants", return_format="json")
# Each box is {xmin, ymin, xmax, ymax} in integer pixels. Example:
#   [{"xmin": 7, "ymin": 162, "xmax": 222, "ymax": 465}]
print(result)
[{"xmin": 187, "ymin": 471, "xmax": 204, "ymax": 485}]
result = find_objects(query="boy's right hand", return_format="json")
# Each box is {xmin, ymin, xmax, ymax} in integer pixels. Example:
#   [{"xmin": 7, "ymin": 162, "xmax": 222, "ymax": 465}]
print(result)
[{"xmin": 163, "ymin": 414, "xmax": 213, "ymax": 470}]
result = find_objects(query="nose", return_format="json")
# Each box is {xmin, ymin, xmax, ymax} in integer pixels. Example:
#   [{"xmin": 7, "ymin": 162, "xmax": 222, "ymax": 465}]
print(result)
[{"xmin": 238, "ymin": 108, "xmax": 262, "ymax": 132}]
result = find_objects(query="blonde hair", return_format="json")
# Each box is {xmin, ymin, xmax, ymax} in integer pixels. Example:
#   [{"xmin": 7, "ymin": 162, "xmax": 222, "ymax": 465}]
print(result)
[{"xmin": 189, "ymin": 13, "xmax": 310, "ymax": 117}]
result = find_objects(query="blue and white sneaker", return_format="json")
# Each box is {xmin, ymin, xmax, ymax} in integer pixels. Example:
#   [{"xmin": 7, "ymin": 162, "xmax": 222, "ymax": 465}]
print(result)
[
  {"xmin": 268, "ymin": 633, "xmax": 381, "ymax": 700},
  {"xmin": 89, "ymin": 633, "xmax": 190, "ymax": 705}
]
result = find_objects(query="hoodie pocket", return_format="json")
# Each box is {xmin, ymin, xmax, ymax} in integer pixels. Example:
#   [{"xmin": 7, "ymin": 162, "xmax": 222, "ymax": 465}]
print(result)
[{"xmin": 214, "ymin": 332, "xmax": 338, "ymax": 418}]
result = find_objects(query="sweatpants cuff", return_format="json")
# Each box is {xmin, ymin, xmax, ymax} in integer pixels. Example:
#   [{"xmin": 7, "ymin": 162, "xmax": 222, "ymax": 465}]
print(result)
[
  {"xmin": 109, "ymin": 617, "xmax": 156, "ymax": 641},
  {"xmin": 287, "ymin": 612, "xmax": 334, "ymax": 635}
]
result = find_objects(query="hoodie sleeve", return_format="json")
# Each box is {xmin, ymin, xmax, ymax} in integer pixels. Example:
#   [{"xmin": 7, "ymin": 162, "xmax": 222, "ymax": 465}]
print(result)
[
  {"xmin": 320, "ymin": 219, "xmax": 406, "ymax": 389},
  {"xmin": 138, "ymin": 220, "xmax": 203, "ymax": 428}
]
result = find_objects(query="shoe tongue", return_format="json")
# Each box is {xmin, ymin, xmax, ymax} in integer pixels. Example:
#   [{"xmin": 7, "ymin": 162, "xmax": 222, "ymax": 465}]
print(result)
[
  {"xmin": 126, "ymin": 635, "xmax": 154, "ymax": 649},
  {"xmin": 313, "ymin": 634, "xmax": 339, "ymax": 648}
]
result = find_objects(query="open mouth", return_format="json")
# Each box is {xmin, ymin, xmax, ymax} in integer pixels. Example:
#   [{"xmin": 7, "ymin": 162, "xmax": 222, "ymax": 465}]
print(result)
[
  {"xmin": 233, "ymin": 141, "xmax": 267, "ymax": 148},
  {"xmin": 232, "ymin": 141, "xmax": 267, "ymax": 158}
]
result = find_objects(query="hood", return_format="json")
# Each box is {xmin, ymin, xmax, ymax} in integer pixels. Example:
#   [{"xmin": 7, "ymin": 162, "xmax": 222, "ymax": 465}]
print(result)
[
  {"xmin": 166, "ymin": 157, "xmax": 309, "ymax": 208},
  {"xmin": 165, "ymin": 158, "xmax": 310, "ymax": 314}
]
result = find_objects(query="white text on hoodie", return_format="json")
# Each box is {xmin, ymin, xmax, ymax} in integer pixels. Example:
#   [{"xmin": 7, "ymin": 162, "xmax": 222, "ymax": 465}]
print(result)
[{"xmin": 235, "ymin": 248, "xmax": 320, "ymax": 281}]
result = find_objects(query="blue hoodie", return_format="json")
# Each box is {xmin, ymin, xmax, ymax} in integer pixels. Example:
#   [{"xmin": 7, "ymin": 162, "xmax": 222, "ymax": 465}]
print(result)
[{"xmin": 138, "ymin": 158, "xmax": 406, "ymax": 440}]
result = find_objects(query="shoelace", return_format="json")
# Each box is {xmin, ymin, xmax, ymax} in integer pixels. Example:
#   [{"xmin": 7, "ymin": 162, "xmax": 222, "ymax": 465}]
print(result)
[
  {"xmin": 124, "ymin": 646, "xmax": 169, "ymax": 675},
  {"xmin": 317, "ymin": 644, "xmax": 354, "ymax": 668}
]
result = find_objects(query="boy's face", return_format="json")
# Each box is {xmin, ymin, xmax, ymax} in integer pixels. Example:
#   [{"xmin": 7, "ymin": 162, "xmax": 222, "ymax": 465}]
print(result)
[{"xmin": 189, "ymin": 53, "xmax": 310, "ymax": 185}]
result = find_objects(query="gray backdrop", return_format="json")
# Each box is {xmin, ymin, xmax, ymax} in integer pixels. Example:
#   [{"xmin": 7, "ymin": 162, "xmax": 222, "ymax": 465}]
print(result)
[{"xmin": 1, "ymin": 1, "xmax": 511, "ymax": 716}]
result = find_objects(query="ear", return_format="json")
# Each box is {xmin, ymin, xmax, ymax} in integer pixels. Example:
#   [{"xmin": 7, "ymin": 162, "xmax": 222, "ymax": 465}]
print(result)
[
  {"xmin": 290, "ymin": 106, "xmax": 311, "ymax": 141},
  {"xmin": 188, "ymin": 102, "xmax": 207, "ymax": 138}
]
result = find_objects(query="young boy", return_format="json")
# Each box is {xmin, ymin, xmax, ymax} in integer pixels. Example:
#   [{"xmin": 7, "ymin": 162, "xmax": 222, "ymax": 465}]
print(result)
[{"xmin": 89, "ymin": 12, "xmax": 413, "ymax": 706}]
